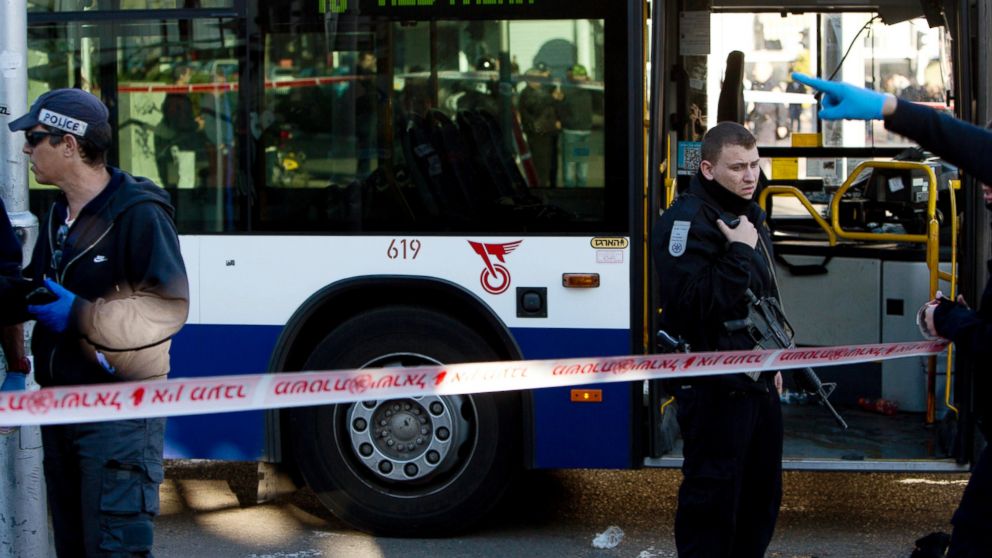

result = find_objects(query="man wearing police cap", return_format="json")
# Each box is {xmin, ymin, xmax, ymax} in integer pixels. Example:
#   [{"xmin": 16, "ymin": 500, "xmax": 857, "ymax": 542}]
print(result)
[
  {"xmin": 653, "ymin": 121, "xmax": 783, "ymax": 557},
  {"xmin": 8, "ymin": 88, "xmax": 189, "ymax": 557}
]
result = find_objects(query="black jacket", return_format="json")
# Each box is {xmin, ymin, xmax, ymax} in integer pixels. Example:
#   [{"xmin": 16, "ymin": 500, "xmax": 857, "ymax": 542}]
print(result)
[
  {"xmin": 519, "ymin": 86, "xmax": 559, "ymax": 137},
  {"xmin": 884, "ymin": 99, "xmax": 992, "ymax": 186},
  {"xmin": 26, "ymin": 167, "xmax": 189, "ymax": 387},
  {"xmin": 558, "ymin": 85, "xmax": 593, "ymax": 131},
  {"xmin": 933, "ymin": 256, "xmax": 992, "ymax": 427},
  {"xmin": 653, "ymin": 172, "xmax": 777, "ymax": 391}
]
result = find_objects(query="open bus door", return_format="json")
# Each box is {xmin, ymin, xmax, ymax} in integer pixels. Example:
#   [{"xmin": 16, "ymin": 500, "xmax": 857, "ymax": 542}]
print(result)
[{"xmin": 646, "ymin": 1, "xmax": 983, "ymax": 472}]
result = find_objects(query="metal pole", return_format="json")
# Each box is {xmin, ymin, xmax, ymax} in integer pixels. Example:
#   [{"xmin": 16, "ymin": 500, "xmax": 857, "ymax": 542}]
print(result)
[
  {"xmin": 0, "ymin": 0, "xmax": 50, "ymax": 553},
  {"xmin": 978, "ymin": 1, "xmax": 992, "ymax": 130}
]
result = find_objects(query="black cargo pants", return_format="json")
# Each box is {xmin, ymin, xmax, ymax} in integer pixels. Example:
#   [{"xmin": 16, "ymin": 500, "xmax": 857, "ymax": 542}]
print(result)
[
  {"xmin": 43, "ymin": 417, "xmax": 165, "ymax": 557},
  {"xmin": 673, "ymin": 383, "xmax": 783, "ymax": 558},
  {"xmin": 948, "ymin": 445, "xmax": 992, "ymax": 557}
]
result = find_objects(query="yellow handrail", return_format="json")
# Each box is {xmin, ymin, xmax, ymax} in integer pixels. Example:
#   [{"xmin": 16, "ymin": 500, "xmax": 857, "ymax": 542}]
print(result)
[
  {"xmin": 945, "ymin": 180, "xmax": 959, "ymax": 416},
  {"xmin": 757, "ymin": 185, "xmax": 837, "ymax": 246},
  {"xmin": 828, "ymin": 161, "xmax": 937, "ymax": 244},
  {"xmin": 827, "ymin": 160, "xmax": 954, "ymax": 423},
  {"xmin": 765, "ymin": 161, "xmax": 958, "ymax": 422},
  {"xmin": 828, "ymin": 161, "xmax": 947, "ymax": 295},
  {"xmin": 663, "ymin": 133, "xmax": 676, "ymax": 209}
]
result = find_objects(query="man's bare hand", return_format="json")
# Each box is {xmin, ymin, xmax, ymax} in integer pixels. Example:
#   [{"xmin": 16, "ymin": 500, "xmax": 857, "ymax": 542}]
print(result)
[{"xmin": 716, "ymin": 215, "xmax": 758, "ymax": 248}]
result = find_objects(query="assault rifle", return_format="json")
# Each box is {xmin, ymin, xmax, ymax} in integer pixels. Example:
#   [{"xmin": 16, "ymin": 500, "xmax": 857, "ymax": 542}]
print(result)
[
  {"xmin": 656, "ymin": 330, "xmax": 690, "ymax": 354},
  {"xmin": 725, "ymin": 290, "xmax": 849, "ymax": 430}
]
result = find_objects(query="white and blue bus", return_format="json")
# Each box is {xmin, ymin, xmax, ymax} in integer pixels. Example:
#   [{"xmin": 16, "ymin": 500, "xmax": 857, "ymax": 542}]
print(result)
[{"xmin": 20, "ymin": 0, "xmax": 985, "ymax": 536}]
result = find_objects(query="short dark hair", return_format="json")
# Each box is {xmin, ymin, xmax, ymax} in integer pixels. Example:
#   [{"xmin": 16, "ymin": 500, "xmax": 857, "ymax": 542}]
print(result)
[
  {"xmin": 44, "ymin": 123, "xmax": 109, "ymax": 167},
  {"xmin": 701, "ymin": 121, "xmax": 757, "ymax": 165}
]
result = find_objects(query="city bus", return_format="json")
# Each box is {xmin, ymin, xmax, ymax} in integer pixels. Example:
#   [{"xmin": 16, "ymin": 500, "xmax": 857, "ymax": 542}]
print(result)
[{"xmin": 18, "ymin": 0, "xmax": 988, "ymax": 536}]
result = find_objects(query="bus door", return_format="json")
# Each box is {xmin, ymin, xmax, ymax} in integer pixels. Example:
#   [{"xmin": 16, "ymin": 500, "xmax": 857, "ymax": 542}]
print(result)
[{"xmin": 647, "ymin": 3, "xmax": 972, "ymax": 472}]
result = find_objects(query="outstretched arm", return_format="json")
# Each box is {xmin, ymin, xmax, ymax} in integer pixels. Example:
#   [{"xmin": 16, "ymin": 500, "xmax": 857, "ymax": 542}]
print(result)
[
  {"xmin": 792, "ymin": 72, "xmax": 992, "ymax": 185},
  {"xmin": 932, "ymin": 301, "xmax": 992, "ymax": 357},
  {"xmin": 791, "ymin": 73, "xmax": 895, "ymax": 120}
]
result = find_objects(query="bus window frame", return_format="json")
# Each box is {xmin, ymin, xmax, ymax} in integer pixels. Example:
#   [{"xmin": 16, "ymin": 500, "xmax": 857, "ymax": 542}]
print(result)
[{"xmin": 252, "ymin": 2, "xmax": 636, "ymax": 234}]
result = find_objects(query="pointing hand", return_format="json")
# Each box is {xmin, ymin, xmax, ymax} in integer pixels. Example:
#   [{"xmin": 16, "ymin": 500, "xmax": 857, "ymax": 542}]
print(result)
[{"xmin": 791, "ymin": 72, "xmax": 892, "ymax": 121}]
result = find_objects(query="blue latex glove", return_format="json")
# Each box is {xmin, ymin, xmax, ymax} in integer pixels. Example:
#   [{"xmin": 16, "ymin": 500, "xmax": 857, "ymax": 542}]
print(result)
[
  {"xmin": 791, "ymin": 72, "xmax": 888, "ymax": 121},
  {"xmin": 0, "ymin": 372, "xmax": 25, "ymax": 392},
  {"xmin": 27, "ymin": 278, "xmax": 77, "ymax": 333}
]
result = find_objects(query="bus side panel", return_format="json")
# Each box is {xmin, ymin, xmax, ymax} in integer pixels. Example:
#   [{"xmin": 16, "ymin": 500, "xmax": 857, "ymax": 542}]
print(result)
[
  {"xmin": 513, "ymin": 327, "xmax": 634, "ymax": 469},
  {"xmin": 165, "ymin": 324, "xmax": 280, "ymax": 459},
  {"xmin": 167, "ymin": 235, "xmax": 634, "ymax": 461},
  {"xmin": 166, "ymin": 324, "xmax": 637, "ymax": 464}
]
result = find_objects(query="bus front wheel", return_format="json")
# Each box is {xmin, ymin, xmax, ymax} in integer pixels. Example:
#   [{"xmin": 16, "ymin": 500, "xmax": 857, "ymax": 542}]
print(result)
[{"xmin": 284, "ymin": 306, "xmax": 521, "ymax": 536}]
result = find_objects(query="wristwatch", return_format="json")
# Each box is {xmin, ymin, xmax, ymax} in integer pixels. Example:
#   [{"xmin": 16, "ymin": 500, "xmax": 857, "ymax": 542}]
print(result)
[{"xmin": 7, "ymin": 356, "xmax": 30, "ymax": 373}]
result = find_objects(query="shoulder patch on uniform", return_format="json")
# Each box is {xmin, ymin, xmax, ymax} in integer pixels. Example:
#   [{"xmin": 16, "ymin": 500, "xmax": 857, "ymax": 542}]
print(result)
[
  {"xmin": 668, "ymin": 221, "xmax": 691, "ymax": 257},
  {"xmin": 665, "ymin": 193, "xmax": 704, "ymax": 220}
]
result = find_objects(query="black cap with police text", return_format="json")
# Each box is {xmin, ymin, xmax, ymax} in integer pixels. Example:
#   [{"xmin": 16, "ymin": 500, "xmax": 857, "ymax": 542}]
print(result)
[{"xmin": 8, "ymin": 88, "xmax": 111, "ymax": 149}]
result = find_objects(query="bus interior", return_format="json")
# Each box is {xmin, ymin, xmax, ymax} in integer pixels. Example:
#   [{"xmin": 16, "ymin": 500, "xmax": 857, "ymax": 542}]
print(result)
[{"xmin": 648, "ymin": 1, "xmax": 976, "ymax": 471}]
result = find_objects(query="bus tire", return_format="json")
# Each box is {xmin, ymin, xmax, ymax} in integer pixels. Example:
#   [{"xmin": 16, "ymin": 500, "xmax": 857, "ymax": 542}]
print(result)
[{"xmin": 285, "ymin": 305, "xmax": 521, "ymax": 536}]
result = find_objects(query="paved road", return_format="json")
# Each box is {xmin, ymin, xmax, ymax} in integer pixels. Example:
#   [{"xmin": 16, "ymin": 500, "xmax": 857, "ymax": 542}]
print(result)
[{"xmin": 155, "ymin": 461, "xmax": 967, "ymax": 558}]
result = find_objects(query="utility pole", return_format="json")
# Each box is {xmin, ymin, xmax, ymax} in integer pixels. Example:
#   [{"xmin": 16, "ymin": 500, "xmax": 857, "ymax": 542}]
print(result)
[{"xmin": 0, "ymin": 0, "xmax": 50, "ymax": 553}]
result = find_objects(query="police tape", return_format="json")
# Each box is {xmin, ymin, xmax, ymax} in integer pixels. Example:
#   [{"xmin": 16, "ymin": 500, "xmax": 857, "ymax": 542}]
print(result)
[{"xmin": 0, "ymin": 339, "xmax": 948, "ymax": 426}]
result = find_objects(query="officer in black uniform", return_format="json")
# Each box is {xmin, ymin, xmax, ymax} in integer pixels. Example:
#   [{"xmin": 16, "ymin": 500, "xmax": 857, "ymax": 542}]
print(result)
[{"xmin": 653, "ymin": 121, "xmax": 783, "ymax": 558}]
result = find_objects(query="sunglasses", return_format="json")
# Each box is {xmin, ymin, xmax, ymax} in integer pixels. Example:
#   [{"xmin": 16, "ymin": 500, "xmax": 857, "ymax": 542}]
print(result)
[
  {"xmin": 25, "ymin": 130, "xmax": 64, "ymax": 148},
  {"xmin": 51, "ymin": 223, "xmax": 68, "ymax": 271}
]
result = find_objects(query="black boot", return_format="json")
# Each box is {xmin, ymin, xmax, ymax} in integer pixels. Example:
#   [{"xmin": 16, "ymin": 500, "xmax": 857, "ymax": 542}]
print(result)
[{"xmin": 910, "ymin": 531, "xmax": 951, "ymax": 558}]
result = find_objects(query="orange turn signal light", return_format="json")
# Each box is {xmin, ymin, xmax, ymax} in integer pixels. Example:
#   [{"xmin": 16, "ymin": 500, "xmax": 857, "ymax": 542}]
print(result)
[
  {"xmin": 570, "ymin": 389, "xmax": 603, "ymax": 402},
  {"xmin": 562, "ymin": 273, "xmax": 600, "ymax": 288}
]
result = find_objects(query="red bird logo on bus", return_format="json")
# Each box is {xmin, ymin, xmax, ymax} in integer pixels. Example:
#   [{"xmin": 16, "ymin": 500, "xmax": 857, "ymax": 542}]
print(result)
[{"xmin": 468, "ymin": 240, "xmax": 522, "ymax": 295}]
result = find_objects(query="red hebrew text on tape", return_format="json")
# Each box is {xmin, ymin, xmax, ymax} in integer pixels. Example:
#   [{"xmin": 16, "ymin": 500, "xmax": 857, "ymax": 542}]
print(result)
[{"xmin": 0, "ymin": 340, "xmax": 948, "ymax": 426}]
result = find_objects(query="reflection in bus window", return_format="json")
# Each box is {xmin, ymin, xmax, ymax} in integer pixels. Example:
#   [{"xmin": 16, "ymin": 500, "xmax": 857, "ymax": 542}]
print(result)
[
  {"xmin": 27, "ymin": 19, "xmax": 244, "ymax": 234},
  {"xmin": 26, "ymin": 14, "xmax": 613, "ymax": 235},
  {"xmin": 261, "ymin": 18, "xmax": 607, "ymax": 233},
  {"xmin": 707, "ymin": 13, "xmax": 819, "ymax": 147},
  {"xmin": 25, "ymin": 24, "xmax": 105, "ymax": 215},
  {"xmin": 707, "ymin": 13, "xmax": 947, "ymax": 151}
]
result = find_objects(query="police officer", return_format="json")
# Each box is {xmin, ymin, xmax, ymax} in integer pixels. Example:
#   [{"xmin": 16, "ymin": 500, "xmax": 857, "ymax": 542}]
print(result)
[
  {"xmin": 519, "ymin": 64, "xmax": 562, "ymax": 188},
  {"xmin": 653, "ymin": 121, "xmax": 783, "ymax": 557},
  {"xmin": 792, "ymin": 72, "xmax": 992, "ymax": 558},
  {"xmin": 8, "ymin": 88, "xmax": 189, "ymax": 557}
]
